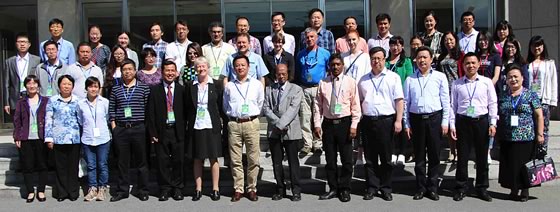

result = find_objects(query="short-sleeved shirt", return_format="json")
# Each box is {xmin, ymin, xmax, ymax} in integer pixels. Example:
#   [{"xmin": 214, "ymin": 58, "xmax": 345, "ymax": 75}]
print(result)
[
  {"xmin": 342, "ymin": 51, "xmax": 371, "ymax": 80},
  {"xmin": 367, "ymin": 33, "xmax": 393, "ymax": 54},
  {"xmin": 228, "ymin": 35, "xmax": 262, "ymax": 55},
  {"xmin": 202, "ymin": 42, "xmax": 237, "ymax": 79},
  {"xmin": 221, "ymin": 52, "xmax": 269, "ymax": 81},
  {"xmin": 458, "ymin": 29, "xmax": 479, "ymax": 53},
  {"xmin": 498, "ymin": 88, "xmax": 541, "ymax": 142},
  {"xmin": 66, "ymin": 62, "xmax": 104, "ymax": 99},
  {"xmin": 478, "ymin": 53, "xmax": 502, "ymax": 79},
  {"xmin": 179, "ymin": 65, "xmax": 197, "ymax": 86},
  {"xmin": 358, "ymin": 69, "xmax": 404, "ymax": 116},
  {"xmin": 223, "ymin": 77, "xmax": 264, "ymax": 118},
  {"xmin": 165, "ymin": 39, "xmax": 192, "ymax": 71},
  {"xmin": 295, "ymin": 47, "xmax": 331, "ymax": 86},
  {"xmin": 299, "ymin": 28, "xmax": 335, "ymax": 53},
  {"xmin": 336, "ymin": 36, "xmax": 369, "ymax": 54}
]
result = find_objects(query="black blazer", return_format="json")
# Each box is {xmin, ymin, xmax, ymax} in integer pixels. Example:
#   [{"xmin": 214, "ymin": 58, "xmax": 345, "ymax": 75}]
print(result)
[
  {"xmin": 146, "ymin": 82, "xmax": 186, "ymax": 143},
  {"xmin": 185, "ymin": 80, "xmax": 224, "ymax": 135},
  {"xmin": 262, "ymin": 50, "xmax": 295, "ymax": 85}
]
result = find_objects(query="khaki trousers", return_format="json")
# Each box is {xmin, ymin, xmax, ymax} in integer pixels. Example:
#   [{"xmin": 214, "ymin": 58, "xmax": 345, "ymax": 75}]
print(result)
[{"xmin": 228, "ymin": 118, "xmax": 260, "ymax": 193}]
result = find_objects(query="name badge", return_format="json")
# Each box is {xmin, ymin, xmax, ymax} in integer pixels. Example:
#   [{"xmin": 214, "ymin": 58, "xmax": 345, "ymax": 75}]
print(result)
[
  {"xmin": 167, "ymin": 111, "xmax": 176, "ymax": 123},
  {"xmin": 467, "ymin": 106, "xmax": 475, "ymax": 117},
  {"xmin": 212, "ymin": 66, "xmax": 221, "ymax": 77},
  {"xmin": 531, "ymin": 84, "xmax": 540, "ymax": 92},
  {"xmin": 372, "ymin": 93, "xmax": 384, "ymax": 105},
  {"xmin": 46, "ymin": 87, "xmax": 53, "ymax": 96},
  {"xmin": 333, "ymin": 103, "xmax": 342, "ymax": 115},
  {"xmin": 124, "ymin": 107, "xmax": 132, "ymax": 118},
  {"xmin": 511, "ymin": 115, "xmax": 519, "ymax": 127},
  {"xmin": 93, "ymin": 128, "xmax": 101, "ymax": 137},
  {"xmin": 20, "ymin": 82, "xmax": 25, "ymax": 91},
  {"xmin": 30, "ymin": 123, "xmax": 38, "ymax": 133},
  {"xmin": 196, "ymin": 107, "xmax": 206, "ymax": 119},
  {"xmin": 306, "ymin": 73, "xmax": 313, "ymax": 82},
  {"xmin": 417, "ymin": 97, "xmax": 425, "ymax": 107},
  {"xmin": 241, "ymin": 104, "xmax": 249, "ymax": 115}
]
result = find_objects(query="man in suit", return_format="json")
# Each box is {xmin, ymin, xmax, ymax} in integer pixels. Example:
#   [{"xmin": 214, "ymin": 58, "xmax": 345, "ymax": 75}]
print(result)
[
  {"xmin": 147, "ymin": 60, "xmax": 185, "ymax": 201},
  {"xmin": 3, "ymin": 33, "xmax": 41, "ymax": 116},
  {"xmin": 263, "ymin": 64, "xmax": 303, "ymax": 201},
  {"xmin": 33, "ymin": 41, "xmax": 68, "ymax": 97}
]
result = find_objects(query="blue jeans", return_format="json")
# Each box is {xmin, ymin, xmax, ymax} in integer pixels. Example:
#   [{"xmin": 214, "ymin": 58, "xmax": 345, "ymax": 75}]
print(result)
[{"xmin": 82, "ymin": 142, "xmax": 110, "ymax": 187}]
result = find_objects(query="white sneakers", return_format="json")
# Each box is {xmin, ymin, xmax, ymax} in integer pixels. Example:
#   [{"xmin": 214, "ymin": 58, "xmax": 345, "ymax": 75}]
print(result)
[{"xmin": 397, "ymin": 154, "xmax": 405, "ymax": 165}]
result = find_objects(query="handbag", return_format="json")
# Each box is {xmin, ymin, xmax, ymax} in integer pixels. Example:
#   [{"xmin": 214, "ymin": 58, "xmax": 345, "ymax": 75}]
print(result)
[{"xmin": 524, "ymin": 156, "xmax": 558, "ymax": 187}]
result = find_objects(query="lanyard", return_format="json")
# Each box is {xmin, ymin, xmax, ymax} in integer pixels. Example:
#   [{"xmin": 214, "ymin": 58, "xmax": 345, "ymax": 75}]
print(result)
[
  {"xmin": 331, "ymin": 75, "xmax": 344, "ymax": 101},
  {"xmin": 304, "ymin": 48, "xmax": 319, "ymax": 67},
  {"xmin": 274, "ymin": 55, "xmax": 283, "ymax": 65},
  {"xmin": 197, "ymin": 83, "xmax": 208, "ymax": 105},
  {"xmin": 79, "ymin": 63, "xmax": 94, "ymax": 79},
  {"xmin": 28, "ymin": 97, "xmax": 42, "ymax": 123},
  {"xmin": 345, "ymin": 52, "xmax": 363, "ymax": 75},
  {"xmin": 461, "ymin": 34, "xmax": 472, "ymax": 52},
  {"xmin": 465, "ymin": 79, "xmax": 478, "ymax": 106},
  {"xmin": 17, "ymin": 58, "xmax": 29, "ymax": 81},
  {"xmin": 532, "ymin": 61, "xmax": 541, "ymax": 83},
  {"xmin": 480, "ymin": 53, "xmax": 489, "ymax": 75},
  {"xmin": 416, "ymin": 71, "xmax": 432, "ymax": 97},
  {"xmin": 87, "ymin": 98, "xmax": 98, "ymax": 128},
  {"xmin": 210, "ymin": 43, "xmax": 223, "ymax": 66},
  {"xmin": 46, "ymin": 63, "xmax": 58, "ymax": 83},
  {"xmin": 369, "ymin": 73, "xmax": 385, "ymax": 95},
  {"xmin": 233, "ymin": 80, "xmax": 250, "ymax": 102},
  {"xmin": 511, "ymin": 90, "xmax": 524, "ymax": 114},
  {"xmin": 122, "ymin": 81, "xmax": 137, "ymax": 106}
]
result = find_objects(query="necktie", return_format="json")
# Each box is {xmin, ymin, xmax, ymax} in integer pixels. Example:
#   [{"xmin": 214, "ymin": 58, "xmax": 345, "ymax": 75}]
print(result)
[
  {"xmin": 167, "ymin": 84, "xmax": 173, "ymax": 112},
  {"xmin": 275, "ymin": 85, "xmax": 283, "ymax": 112},
  {"xmin": 330, "ymin": 77, "xmax": 337, "ymax": 113}
]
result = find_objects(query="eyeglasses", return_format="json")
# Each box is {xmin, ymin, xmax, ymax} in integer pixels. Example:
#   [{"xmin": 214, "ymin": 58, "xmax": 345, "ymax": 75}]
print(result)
[{"xmin": 187, "ymin": 52, "xmax": 198, "ymax": 56}]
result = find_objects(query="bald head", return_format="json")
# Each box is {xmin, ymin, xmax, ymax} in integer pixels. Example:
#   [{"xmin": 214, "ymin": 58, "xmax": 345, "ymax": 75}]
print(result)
[{"xmin": 275, "ymin": 64, "xmax": 289, "ymax": 84}]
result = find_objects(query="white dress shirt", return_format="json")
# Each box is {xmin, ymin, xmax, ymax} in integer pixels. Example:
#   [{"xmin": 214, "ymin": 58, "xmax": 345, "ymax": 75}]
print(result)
[
  {"xmin": 193, "ymin": 78, "xmax": 214, "ymax": 129},
  {"xmin": 358, "ymin": 69, "xmax": 404, "ymax": 116},
  {"xmin": 263, "ymin": 32, "xmax": 296, "ymax": 55},
  {"xmin": 165, "ymin": 39, "xmax": 192, "ymax": 71},
  {"xmin": 16, "ymin": 53, "xmax": 30, "ymax": 91},
  {"xmin": 458, "ymin": 29, "xmax": 479, "ymax": 53},
  {"xmin": 223, "ymin": 77, "xmax": 264, "ymax": 118}
]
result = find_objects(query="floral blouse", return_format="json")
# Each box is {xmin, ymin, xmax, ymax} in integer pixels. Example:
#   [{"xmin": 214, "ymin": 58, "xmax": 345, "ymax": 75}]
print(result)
[
  {"xmin": 44, "ymin": 95, "xmax": 81, "ymax": 144},
  {"xmin": 498, "ymin": 88, "xmax": 542, "ymax": 142},
  {"xmin": 439, "ymin": 57, "xmax": 460, "ymax": 91},
  {"xmin": 137, "ymin": 69, "xmax": 162, "ymax": 87},
  {"xmin": 179, "ymin": 65, "xmax": 197, "ymax": 86}
]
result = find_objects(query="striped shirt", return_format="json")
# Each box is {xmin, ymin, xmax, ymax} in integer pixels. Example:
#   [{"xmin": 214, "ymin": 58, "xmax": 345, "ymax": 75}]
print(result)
[{"xmin": 109, "ymin": 80, "xmax": 150, "ymax": 123}]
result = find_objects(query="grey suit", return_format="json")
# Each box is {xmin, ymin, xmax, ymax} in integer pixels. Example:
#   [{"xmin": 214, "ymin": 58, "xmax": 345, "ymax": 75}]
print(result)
[
  {"xmin": 30, "ymin": 61, "xmax": 68, "ymax": 97},
  {"xmin": 3, "ymin": 54, "xmax": 41, "ymax": 109},
  {"xmin": 263, "ymin": 81, "xmax": 303, "ymax": 195}
]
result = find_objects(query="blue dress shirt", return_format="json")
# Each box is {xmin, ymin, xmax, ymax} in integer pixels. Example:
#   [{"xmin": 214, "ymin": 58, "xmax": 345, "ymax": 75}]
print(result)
[
  {"xmin": 77, "ymin": 96, "xmax": 111, "ymax": 146},
  {"xmin": 39, "ymin": 37, "xmax": 76, "ymax": 65},
  {"xmin": 403, "ymin": 69, "xmax": 450, "ymax": 128},
  {"xmin": 221, "ymin": 52, "xmax": 269, "ymax": 81}
]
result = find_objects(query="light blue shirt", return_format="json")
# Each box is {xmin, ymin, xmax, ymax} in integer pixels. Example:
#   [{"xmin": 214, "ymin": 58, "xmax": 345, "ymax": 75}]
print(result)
[
  {"xmin": 223, "ymin": 77, "xmax": 264, "ymax": 118},
  {"xmin": 77, "ymin": 96, "xmax": 111, "ymax": 146},
  {"xmin": 193, "ymin": 78, "xmax": 213, "ymax": 129},
  {"xmin": 39, "ymin": 37, "xmax": 76, "ymax": 65},
  {"xmin": 403, "ymin": 69, "xmax": 450, "ymax": 128},
  {"xmin": 458, "ymin": 29, "xmax": 479, "ymax": 53},
  {"xmin": 221, "ymin": 52, "xmax": 269, "ymax": 81},
  {"xmin": 296, "ymin": 47, "xmax": 330, "ymax": 86},
  {"xmin": 45, "ymin": 94, "xmax": 81, "ymax": 144}
]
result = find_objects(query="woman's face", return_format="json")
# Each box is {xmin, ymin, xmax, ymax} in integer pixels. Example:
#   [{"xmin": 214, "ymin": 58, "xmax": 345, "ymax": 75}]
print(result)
[
  {"xmin": 444, "ymin": 34, "xmax": 456, "ymax": 50},
  {"xmin": 506, "ymin": 43, "xmax": 517, "ymax": 58},
  {"xmin": 506, "ymin": 69, "xmax": 523, "ymax": 90},
  {"xmin": 196, "ymin": 62, "xmax": 209, "ymax": 79},
  {"xmin": 531, "ymin": 44, "xmax": 544, "ymax": 58},
  {"xmin": 187, "ymin": 47, "xmax": 199, "ymax": 63},
  {"xmin": 144, "ymin": 53, "xmax": 156, "ymax": 66},
  {"xmin": 346, "ymin": 32, "xmax": 359, "ymax": 51},
  {"xmin": 273, "ymin": 39, "xmax": 284, "ymax": 52},
  {"xmin": 410, "ymin": 38, "xmax": 423, "ymax": 50},
  {"xmin": 424, "ymin": 15, "xmax": 436, "ymax": 31},
  {"xmin": 117, "ymin": 33, "xmax": 129, "ymax": 48},
  {"xmin": 25, "ymin": 80, "xmax": 39, "ymax": 95},
  {"xmin": 389, "ymin": 42, "xmax": 403, "ymax": 57},
  {"xmin": 86, "ymin": 83, "xmax": 100, "ymax": 97},
  {"xmin": 113, "ymin": 48, "xmax": 126, "ymax": 63},
  {"xmin": 498, "ymin": 27, "xmax": 509, "ymax": 41},
  {"xmin": 89, "ymin": 27, "xmax": 102, "ymax": 43},
  {"xmin": 478, "ymin": 38, "xmax": 489, "ymax": 50},
  {"xmin": 58, "ymin": 78, "xmax": 74, "ymax": 96}
]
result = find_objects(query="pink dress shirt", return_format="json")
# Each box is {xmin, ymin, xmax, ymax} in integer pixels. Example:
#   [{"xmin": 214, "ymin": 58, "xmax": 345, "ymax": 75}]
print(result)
[{"xmin": 313, "ymin": 74, "xmax": 362, "ymax": 129}]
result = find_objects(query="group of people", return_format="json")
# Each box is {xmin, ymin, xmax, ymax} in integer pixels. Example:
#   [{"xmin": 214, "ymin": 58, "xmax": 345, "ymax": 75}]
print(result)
[{"xmin": 4, "ymin": 7, "xmax": 556, "ymax": 204}]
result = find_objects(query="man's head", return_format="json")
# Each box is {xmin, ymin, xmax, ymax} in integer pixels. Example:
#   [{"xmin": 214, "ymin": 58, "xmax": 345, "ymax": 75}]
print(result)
[
  {"xmin": 275, "ymin": 63, "xmax": 289, "ymax": 84},
  {"xmin": 369, "ymin": 47, "xmax": 386, "ymax": 72},
  {"xmin": 344, "ymin": 16, "xmax": 358, "ymax": 33},
  {"xmin": 175, "ymin": 20, "xmax": 189, "ymax": 42},
  {"xmin": 308, "ymin": 8, "xmax": 324, "ymax": 29},
  {"xmin": 208, "ymin": 22, "xmax": 224, "ymax": 44},
  {"xmin": 162, "ymin": 60, "xmax": 178, "ymax": 83},
  {"xmin": 43, "ymin": 40, "xmax": 58, "ymax": 62},
  {"xmin": 461, "ymin": 11, "xmax": 475, "ymax": 33},
  {"xmin": 304, "ymin": 27, "xmax": 318, "ymax": 49},
  {"xmin": 15, "ymin": 33, "xmax": 31, "ymax": 54},
  {"xmin": 236, "ymin": 33, "xmax": 251, "ymax": 55},
  {"xmin": 233, "ymin": 54, "xmax": 250, "ymax": 80},
  {"xmin": 462, "ymin": 52, "xmax": 480, "ymax": 78},
  {"xmin": 76, "ymin": 42, "xmax": 92, "ymax": 64},
  {"xmin": 236, "ymin": 17, "xmax": 250, "ymax": 34},
  {"xmin": 48, "ymin": 18, "xmax": 64, "ymax": 38},
  {"xmin": 271, "ymin": 12, "xmax": 286, "ymax": 32},
  {"xmin": 375, "ymin": 13, "xmax": 391, "ymax": 36},
  {"xmin": 120, "ymin": 59, "xmax": 137, "ymax": 82},
  {"xmin": 328, "ymin": 53, "xmax": 344, "ymax": 77},
  {"xmin": 415, "ymin": 46, "xmax": 434, "ymax": 72},
  {"xmin": 150, "ymin": 22, "xmax": 164, "ymax": 41}
]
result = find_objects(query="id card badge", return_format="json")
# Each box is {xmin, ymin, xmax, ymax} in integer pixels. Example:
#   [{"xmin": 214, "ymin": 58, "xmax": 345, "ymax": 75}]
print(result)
[
  {"xmin": 46, "ymin": 87, "xmax": 53, "ymax": 96},
  {"xmin": 196, "ymin": 107, "xmax": 206, "ymax": 119},
  {"xmin": 466, "ymin": 106, "xmax": 475, "ymax": 117},
  {"xmin": 531, "ymin": 84, "xmax": 540, "ymax": 92},
  {"xmin": 372, "ymin": 93, "xmax": 384, "ymax": 105},
  {"xmin": 334, "ymin": 104, "xmax": 342, "ymax": 115},
  {"xmin": 417, "ymin": 97, "xmax": 425, "ymax": 107},
  {"xmin": 167, "ymin": 111, "xmax": 176, "ymax": 122},
  {"xmin": 20, "ymin": 82, "xmax": 25, "ymax": 91},
  {"xmin": 212, "ymin": 66, "xmax": 221, "ymax": 77},
  {"xmin": 241, "ymin": 104, "xmax": 250, "ymax": 115},
  {"xmin": 30, "ymin": 123, "xmax": 38, "ymax": 133},
  {"xmin": 124, "ymin": 107, "xmax": 132, "ymax": 118},
  {"xmin": 306, "ymin": 73, "xmax": 313, "ymax": 82},
  {"xmin": 511, "ymin": 115, "xmax": 519, "ymax": 127},
  {"xmin": 93, "ymin": 128, "xmax": 101, "ymax": 137}
]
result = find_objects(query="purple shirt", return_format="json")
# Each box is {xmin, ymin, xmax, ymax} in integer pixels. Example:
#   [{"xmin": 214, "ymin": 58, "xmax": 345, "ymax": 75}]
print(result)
[{"xmin": 449, "ymin": 75, "xmax": 498, "ymax": 129}]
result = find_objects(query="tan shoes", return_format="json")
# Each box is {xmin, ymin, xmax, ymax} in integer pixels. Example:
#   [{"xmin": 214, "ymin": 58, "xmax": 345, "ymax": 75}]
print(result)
[
  {"xmin": 84, "ymin": 187, "xmax": 98, "ymax": 202},
  {"xmin": 97, "ymin": 186, "xmax": 107, "ymax": 201}
]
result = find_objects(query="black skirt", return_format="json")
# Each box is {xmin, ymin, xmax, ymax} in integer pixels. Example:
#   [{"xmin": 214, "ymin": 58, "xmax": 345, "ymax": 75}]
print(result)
[
  {"xmin": 499, "ymin": 141, "xmax": 534, "ymax": 190},
  {"xmin": 190, "ymin": 129, "xmax": 222, "ymax": 160}
]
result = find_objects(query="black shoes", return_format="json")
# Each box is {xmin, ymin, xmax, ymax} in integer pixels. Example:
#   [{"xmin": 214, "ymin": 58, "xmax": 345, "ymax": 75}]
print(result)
[
  {"xmin": 519, "ymin": 189, "xmax": 529, "ymax": 202},
  {"xmin": 453, "ymin": 192, "xmax": 466, "ymax": 201},
  {"xmin": 110, "ymin": 193, "xmax": 128, "ymax": 202},
  {"xmin": 319, "ymin": 190, "xmax": 338, "ymax": 200},
  {"xmin": 26, "ymin": 193, "xmax": 35, "ymax": 203},
  {"xmin": 380, "ymin": 191, "xmax": 393, "ymax": 201},
  {"xmin": 272, "ymin": 192, "xmax": 284, "ymax": 201},
  {"xmin": 339, "ymin": 190, "xmax": 351, "ymax": 202},
  {"xmin": 210, "ymin": 190, "xmax": 220, "ymax": 201},
  {"xmin": 291, "ymin": 193, "xmax": 301, "ymax": 202},
  {"xmin": 158, "ymin": 193, "xmax": 169, "ymax": 201},
  {"xmin": 477, "ymin": 190, "xmax": 492, "ymax": 202},
  {"xmin": 57, "ymin": 198, "xmax": 65, "ymax": 202},
  {"xmin": 192, "ymin": 190, "xmax": 202, "ymax": 201},
  {"xmin": 363, "ymin": 191, "xmax": 376, "ymax": 200},
  {"xmin": 425, "ymin": 191, "xmax": 439, "ymax": 201},
  {"xmin": 172, "ymin": 189, "xmax": 184, "ymax": 201},
  {"xmin": 412, "ymin": 191, "xmax": 424, "ymax": 200},
  {"xmin": 138, "ymin": 193, "xmax": 149, "ymax": 201}
]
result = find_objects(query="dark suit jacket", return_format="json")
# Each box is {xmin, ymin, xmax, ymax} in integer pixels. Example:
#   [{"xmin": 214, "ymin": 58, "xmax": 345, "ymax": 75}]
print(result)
[
  {"xmin": 13, "ymin": 96, "xmax": 49, "ymax": 140},
  {"xmin": 3, "ymin": 54, "xmax": 41, "ymax": 108},
  {"xmin": 146, "ymin": 82, "xmax": 186, "ymax": 143},
  {"xmin": 262, "ymin": 49, "xmax": 295, "ymax": 85},
  {"xmin": 185, "ymin": 80, "xmax": 224, "ymax": 135}
]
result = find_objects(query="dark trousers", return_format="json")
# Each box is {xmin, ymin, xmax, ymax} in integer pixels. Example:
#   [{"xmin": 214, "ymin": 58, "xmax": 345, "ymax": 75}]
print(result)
[
  {"xmin": 410, "ymin": 111, "xmax": 442, "ymax": 193},
  {"xmin": 269, "ymin": 138, "xmax": 301, "ymax": 194},
  {"xmin": 362, "ymin": 115, "xmax": 395, "ymax": 193},
  {"xmin": 322, "ymin": 116, "xmax": 353, "ymax": 191},
  {"xmin": 53, "ymin": 144, "xmax": 80, "ymax": 199},
  {"xmin": 155, "ymin": 127, "xmax": 185, "ymax": 194},
  {"xmin": 393, "ymin": 120, "xmax": 409, "ymax": 155},
  {"xmin": 19, "ymin": 140, "xmax": 48, "ymax": 193},
  {"xmin": 455, "ymin": 114, "xmax": 490, "ymax": 192},
  {"xmin": 113, "ymin": 124, "xmax": 149, "ymax": 195}
]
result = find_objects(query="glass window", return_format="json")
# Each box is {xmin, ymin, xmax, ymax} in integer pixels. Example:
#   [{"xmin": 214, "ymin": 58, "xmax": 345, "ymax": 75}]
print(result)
[
  {"xmin": 223, "ymin": 0, "xmax": 270, "ymax": 44},
  {"xmin": 325, "ymin": 0, "xmax": 366, "ymax": 40},
  {"xmin": 414, "ymin": 0, "xmax": 454, "ymax": 34},
  {"xmin": 271, "ymin": 0, "xmax": 318, "ymax": 52},
  {"xmin": 454, "ymin": 0, "xmax": 494, "ymax": 32},
  {"xmin": 83, "ymin": 0, "xmax": 122, "ymax": 47},
  {"xmin": 129, "ymin": 0, "xmax": 174, "ymax": 51},
  {"xmin": 175, "ymin": 0, "xmax": 220, "ymax": 45}
]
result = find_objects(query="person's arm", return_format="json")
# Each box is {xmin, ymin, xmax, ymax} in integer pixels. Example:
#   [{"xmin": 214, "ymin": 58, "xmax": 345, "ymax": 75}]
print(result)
[
  {"xmin": 534, "ymin": 108, "xmax": 545, "ymax": 144},
  {"xmin": 288, "ymin": 54, "xmax": 295, "ymax": 82},
  {"xmin": 549, "ymin": 60, "xmax": 558, "ymax": 107},
  {"xmin": 440, "ymin": 74, "xmax": 450, "ymax": 135},
  {"xmin": 146, "ymin": 88, "xmax": 158, "ymax": 143},
  {"xmin": 44, "ymin": 100, "xmax": 55, "ymax": 147},
  {"xmin": 68, "ymin": 43, "xmax": 76, "ymax": 64},
  {"xmin": 3, "ymin": 60, "xmax": 10, "ymax": 113},
  {"xmin": 313, "ymin": 82, "xmax": 324, "ymax": 138},
  {"xmin": 109, "ymin": 86, "xmax": 117, "ymax": 129},
  {"xmin": 393, "ymin": 75, "xmax": 405, "ymax": 133},
  {"xmin": 12, "ymin": 101, "xmax": 21, "ymax": 140}
]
